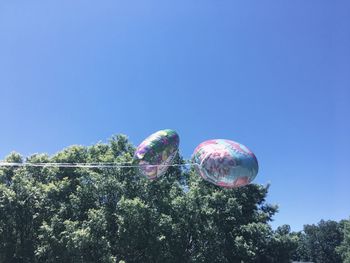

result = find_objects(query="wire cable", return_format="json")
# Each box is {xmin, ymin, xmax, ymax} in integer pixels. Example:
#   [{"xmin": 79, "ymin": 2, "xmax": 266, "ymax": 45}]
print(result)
[{"xmin": 0, "ymin": 162, "xmax": 199, "ymax": 168}]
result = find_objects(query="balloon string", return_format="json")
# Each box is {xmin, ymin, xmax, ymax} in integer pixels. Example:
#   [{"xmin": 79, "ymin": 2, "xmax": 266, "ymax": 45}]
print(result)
[{"xmin": 0, "ymin": 162, "xmax": 200, "ymax": 168}]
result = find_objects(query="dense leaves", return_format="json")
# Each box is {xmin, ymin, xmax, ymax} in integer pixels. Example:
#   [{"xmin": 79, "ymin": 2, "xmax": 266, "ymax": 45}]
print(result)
[
  {"xmin": 337, "ymin": 219, "xmax": 350, "ymax": 263},
  {"xmin": 293, "ymin": 220, "xmax": 346, "ymax": 263},
  {"xmin": 0, "ymin": 135, "xmax": 303, "ymax": 262}
]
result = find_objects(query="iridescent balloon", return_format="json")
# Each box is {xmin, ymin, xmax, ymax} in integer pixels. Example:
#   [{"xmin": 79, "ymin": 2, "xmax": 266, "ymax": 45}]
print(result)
[
  {"xmin": 134, "ymin": 129, "xmax": 180, "ymax": 180},
  {"xmin": 192, "ymin": 139, "xmax": 258, "ymax": 188}
]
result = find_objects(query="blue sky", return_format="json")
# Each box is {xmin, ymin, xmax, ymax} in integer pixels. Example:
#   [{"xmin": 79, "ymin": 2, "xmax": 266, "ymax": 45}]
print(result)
[{"xmin": 0, "ymin": 1, "xmax": 349, "ymax": 231}]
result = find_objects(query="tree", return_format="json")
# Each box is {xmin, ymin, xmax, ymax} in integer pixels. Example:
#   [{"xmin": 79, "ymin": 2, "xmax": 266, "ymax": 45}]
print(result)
[
  {"xmin": 337, "ymin": 218, "xmax": 350, "ymax": 263},
  {"xmin": 261, "ymin": 225, "xmax": 299, "ymax": 263},
  {"xmin": 0, "ymin": 134, "xmax": 297, "ymax": 262},
  {"xmin": 293, "ymin": 220, "xmax": 343, "ymax": 263}
]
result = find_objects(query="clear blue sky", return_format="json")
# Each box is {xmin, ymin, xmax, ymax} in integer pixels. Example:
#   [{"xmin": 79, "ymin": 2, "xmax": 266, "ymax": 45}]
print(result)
[{"xmin": 0, "ymin": 1, "xmax": 349, "ymax": 231}]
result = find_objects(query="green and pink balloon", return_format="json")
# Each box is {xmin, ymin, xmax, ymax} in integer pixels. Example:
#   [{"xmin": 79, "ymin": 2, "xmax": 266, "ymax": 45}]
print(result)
[{"xmin": 134, "ymin": 129, "xmax": 180, "ymax": 180}]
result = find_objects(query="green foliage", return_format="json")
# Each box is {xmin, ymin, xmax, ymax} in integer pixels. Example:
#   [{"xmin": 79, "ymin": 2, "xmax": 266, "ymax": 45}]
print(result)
[
  {"xmin": 0, "ymin": 135, "xmax": 297, "ymax": 262},
  {"xmin": 261, "ymin": 225, "xmax": 299, "ymax": 263},
  {"xmin": 293, "ymin": 220, "xmax": 343, "ymax": 263},
  {"xmin": 337, "ymin": 219, "xmax": 350, "ymax": 263}
]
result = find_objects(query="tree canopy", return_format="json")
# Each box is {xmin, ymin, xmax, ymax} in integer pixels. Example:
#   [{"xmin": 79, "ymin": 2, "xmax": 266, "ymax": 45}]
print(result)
[
  {"xmin": 337, "ymin": 219, "xmax": 350, "ymax": 263},
  {"xmin": 292, "ymin": 219, "xmax": 349, "ymax": 263},
  {"xmin": 0, "ymin": 134, "xmax": 343, "ymax": 263}
]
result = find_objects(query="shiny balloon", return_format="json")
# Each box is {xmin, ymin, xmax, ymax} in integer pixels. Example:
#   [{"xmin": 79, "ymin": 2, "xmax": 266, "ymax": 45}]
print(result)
[
  {"xmin": 192, "ymin": 139, "xmax": 258, "ymax": 188},
  {"xmin": 134, "ymin": 129, "xmax": 180, "ymax": 180}
]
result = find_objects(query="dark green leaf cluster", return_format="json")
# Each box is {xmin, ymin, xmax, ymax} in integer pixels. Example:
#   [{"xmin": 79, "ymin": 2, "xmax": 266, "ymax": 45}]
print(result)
[
  {"xmin": 337, "ymin": 219, "xmax": 350, "ymax": 263},
  {"xmin": 0, "ymin": 135, "xmax": 297, "ymax": 263},
  {"xmin": 293, "ymin": 219, "xmax": 347, "ymax": 263}
]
